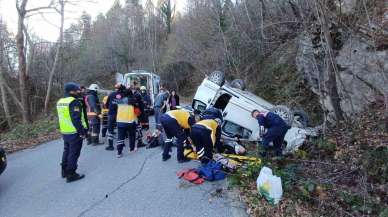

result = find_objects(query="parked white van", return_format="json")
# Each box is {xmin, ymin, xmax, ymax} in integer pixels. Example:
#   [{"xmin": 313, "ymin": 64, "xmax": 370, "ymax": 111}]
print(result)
[
  {"xmin": 122, "ymin": 70, "xmax": 161, "ymax": 111},
  {"xmin": 191, "ymin": 71, "xmax": 317, "ymax": 153}
]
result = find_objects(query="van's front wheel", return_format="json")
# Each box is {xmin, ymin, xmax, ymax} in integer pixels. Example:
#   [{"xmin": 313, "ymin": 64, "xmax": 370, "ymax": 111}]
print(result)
[{"xmin": 207, "ymin": 71, "xmax": 225, "ymax": 86}]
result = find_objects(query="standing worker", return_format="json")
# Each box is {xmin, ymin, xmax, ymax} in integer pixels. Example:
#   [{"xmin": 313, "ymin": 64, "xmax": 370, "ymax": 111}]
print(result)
[
  {"xmin": 56, "ymin": 82, "xmax": 87, "ymax": 183},
  {"xmin": 251, "ymin": 110, "xmax": 290, "ymax": 157},
  {"xmin": 105, "ymin": 84, "xmax": 126, "ymax": 151},
  {"xmin": 190, "ymin": 118, "xmax": 223, "ymax": 164},
  {"xmin": 160, "ymin": 110, "xmax": 199, "ymax": 162},
  {"xmin": 139, "ymin": 86, "xmax": 151, "ymax": 130},
  {"xmin": 101, "ymin": 95, "xmax": 109, "ymax": 141},
  {"xmin": 116, "ymin": 89, "xmax": 140, "ymax": 158},
  {"xmin": 85, "ymin": 84, "xmax": 102, "ymax": 146}
]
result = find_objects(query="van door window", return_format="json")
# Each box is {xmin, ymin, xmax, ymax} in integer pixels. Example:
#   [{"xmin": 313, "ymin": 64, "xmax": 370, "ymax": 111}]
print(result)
[
  {"xmin": 153, "ymin": 79, "xmax": 160, "ymax": 95},
  {"xmin": 193, "ymin": 100, "xmax": 207, "ymax": 112}
]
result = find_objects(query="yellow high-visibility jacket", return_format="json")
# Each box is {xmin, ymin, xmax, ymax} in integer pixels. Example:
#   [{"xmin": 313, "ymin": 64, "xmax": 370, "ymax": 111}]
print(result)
[{"xmin": 167, "ymin": 110, "xmax": 191, "ymax": 129}]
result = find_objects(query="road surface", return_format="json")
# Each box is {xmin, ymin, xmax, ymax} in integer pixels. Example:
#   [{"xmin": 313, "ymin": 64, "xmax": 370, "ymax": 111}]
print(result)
[{"xmin": 0, "ymin": 138, "xmax": 247, "ymax": 217}]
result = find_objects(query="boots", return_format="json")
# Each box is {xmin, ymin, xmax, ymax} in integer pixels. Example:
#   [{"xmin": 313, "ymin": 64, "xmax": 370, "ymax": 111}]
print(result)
[
  {"xmin": 105, "ymin": 139, "xmax": 114, "ymax": 151},
  {"xmin": 87, "ymin": 135, "xmax": 92, "ymax": 145},
  {"xmin": 91, "ymin": 136, "xmax": 103, "ymax": 146},
  {"xmin": 61, "ymin": 164, "xmax": 66, "ymax": 178},
  {"xmin": 66, "ymin": 170, "xmax": 85, "ymax": 183}
]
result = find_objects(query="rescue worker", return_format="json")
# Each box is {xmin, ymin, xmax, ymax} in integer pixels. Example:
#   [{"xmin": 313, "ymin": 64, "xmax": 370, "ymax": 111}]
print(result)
[
  {"xmin": 190, "ymin": 118, "xmax": 223, "ymax": 164},
  {"xmin": 57, "ymin": 82, "xmax": 87, "ymax": 183},
  {"xmin": 116, "ymin": 89, "xmax": 140, "ymax": 158},
  {"xmin": 251, "ymin": 110, "xmax": 291, "ymax": 157},
  {"xmin": 105, "ymin": 84, "xmax": 126, "ymax": 151},
  {"xmin": 139, "ymin": 86, "xmax": 151, "ymax": 130},
  {"xmin": 160, "ymin": 110, "xmax": 199, "ymax": 162},
  {"xmin": 130, "ymin": 85, "xmax": 146, "ymax": 147},
  {"xmin": 101, "ymin": 96, "xmax": 109, "ymax": 140},
  {"xmin": 85, "ymin": 84, "xmax": 102, "ymax": 146}
]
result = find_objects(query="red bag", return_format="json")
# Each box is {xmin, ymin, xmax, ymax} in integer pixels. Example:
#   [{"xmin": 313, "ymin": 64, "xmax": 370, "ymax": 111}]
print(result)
[{"xmin": 177, "ymin": 169, "xmax": 204, "ymax": 185}]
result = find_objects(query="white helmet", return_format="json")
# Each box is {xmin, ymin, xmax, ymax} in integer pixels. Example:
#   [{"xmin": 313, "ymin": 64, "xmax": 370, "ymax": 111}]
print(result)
[{"xmin": 88, "ymin": 84, "xmax": 99, "ymax": 91}]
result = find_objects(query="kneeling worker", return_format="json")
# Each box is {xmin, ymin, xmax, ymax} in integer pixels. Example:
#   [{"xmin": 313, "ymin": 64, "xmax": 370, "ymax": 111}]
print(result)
[
  {"xmin": 190, "ymin": 118, "xmax": 223, "ymax": 164},
  {"xmin": 251, "ymin": 110, "xmax": 290, "ymax": 156},
  {"xmin": 160, "ymin": 110, "xmax": 199, "ymax": 162},
  {"xmin": 57, "ymin": 82, "xmax": 87, "ymax": 183}
]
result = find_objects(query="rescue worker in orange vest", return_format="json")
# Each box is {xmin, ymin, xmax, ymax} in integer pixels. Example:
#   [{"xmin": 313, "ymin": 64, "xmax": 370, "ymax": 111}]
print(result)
[
  {"xmin": 116, "ymin": 88, "xmax": 141, "ymax": 158},
  {"xmin": 85, "ymin": 84, "xmax": 102, "ymax": 146},
  {"xmin": 101, "ymin": 96, "xmax": 109, "ymax": 140},
  {"xmin": 160, "ymin": 110, "xmax": 200, "ymax": 162},
  {"xmin": 190, "ymin": 118, "xmax": 223, "ymax": 164}
]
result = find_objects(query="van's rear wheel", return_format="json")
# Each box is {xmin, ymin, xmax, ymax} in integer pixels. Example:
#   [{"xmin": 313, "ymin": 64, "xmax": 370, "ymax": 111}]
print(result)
[
  {"xmin": 269, "ymin": 105, "xmax": 293, "ymax": 126},
  {"xmin": 208, "ymin": 71, "xmax": 225, "ymax": 86},
  {"xmin": 230, "ymin": 79, "xmax": 246, "ymax": 90},
  {"xmin": 293, "ymin": 109, "xmax": 309, "ymax": 128}
]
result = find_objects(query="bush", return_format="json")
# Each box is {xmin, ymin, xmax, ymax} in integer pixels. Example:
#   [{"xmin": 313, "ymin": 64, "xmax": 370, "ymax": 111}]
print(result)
[{"xmin": 361, "ymin": 146, "xmax": 388, "ymax": 184}]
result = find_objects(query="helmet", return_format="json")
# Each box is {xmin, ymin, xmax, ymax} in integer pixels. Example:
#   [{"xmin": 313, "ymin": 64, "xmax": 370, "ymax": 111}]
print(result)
[
  {"xmin": 88, "ymin": 84, "xmax": 99, "ymax": 91},
  {"xmin": 64, "ymin": 82, "xmax": 80, "ymax": 93},
  {"xmin": 140, "ymin": 86, "xmax": 147, "ymax": 91}
]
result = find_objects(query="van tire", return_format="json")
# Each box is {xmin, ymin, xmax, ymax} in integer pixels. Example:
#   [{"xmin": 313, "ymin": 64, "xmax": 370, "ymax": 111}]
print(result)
[
  {"xmin": 269, "ymin": 105, "xmax": 293, "ymax": 126},
  {"xmin": 208, "ymin": 71, "xmax": 225, "ymax": 86},
  {"xmin": 293, "ymin": 109, "xmax": 309, "ymax": 128},
  {"xmin": 230, "ymin": 79, "xmax": 246, "ymax": 90}
]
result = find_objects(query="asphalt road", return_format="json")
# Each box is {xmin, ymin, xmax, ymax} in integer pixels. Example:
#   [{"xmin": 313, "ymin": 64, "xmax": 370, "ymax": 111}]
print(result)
[{"xmin": 0, "ymin": 137, "xmax": 247, "ymax": 217}]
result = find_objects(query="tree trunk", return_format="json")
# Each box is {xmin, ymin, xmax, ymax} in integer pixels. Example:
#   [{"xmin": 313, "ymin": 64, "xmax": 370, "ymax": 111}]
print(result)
[
  {"xmin": 16, "ymin": 0, "xmax": 31, "ymax": 123},
  {"xmin": 44, "ymin": 0, "xmax": 65, "ymax": 114},
  {"xmin": 0, "ymin": 21, "xmax": 12, "ymax": 128},
  {"xmin": 316, "ymin": 1, "xmax": 344, "ymax": 122}
]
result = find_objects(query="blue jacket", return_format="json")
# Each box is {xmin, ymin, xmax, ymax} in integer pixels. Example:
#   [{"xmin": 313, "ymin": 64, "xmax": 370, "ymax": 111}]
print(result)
[
  {"xmin": 257, "ymin": 112, "xmax": 289, "ymax": 130},
  {"xmin": 107, "ymin": 91, "xmax": 125, "ymax": 116}
]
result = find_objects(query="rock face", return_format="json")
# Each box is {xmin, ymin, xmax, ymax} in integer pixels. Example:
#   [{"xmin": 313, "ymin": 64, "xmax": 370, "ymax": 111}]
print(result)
[{"xmin": 296, "ymin": 34, "xmax": 388, "ymax": 120}]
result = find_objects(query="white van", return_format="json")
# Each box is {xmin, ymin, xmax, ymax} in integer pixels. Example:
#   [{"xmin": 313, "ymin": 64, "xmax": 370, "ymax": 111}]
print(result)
[
  {"xmin": 192, "ymin": 71, "xmax": 316, "ymax": 152},
  {"xmin": 122, "ymin": 70, "xmax": 161, "ymax": 110}
]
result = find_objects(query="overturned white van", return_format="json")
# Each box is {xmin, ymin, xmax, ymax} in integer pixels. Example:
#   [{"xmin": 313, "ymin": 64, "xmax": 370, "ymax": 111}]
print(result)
[{"xmin": 191, "ymin": 71, "xmax": 318, "ymax": 153}]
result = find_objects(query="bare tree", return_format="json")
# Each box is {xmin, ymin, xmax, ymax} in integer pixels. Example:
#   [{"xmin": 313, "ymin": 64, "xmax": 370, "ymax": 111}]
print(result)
[{"xmin": 44, "ymin": 0, "xmax": 65, "ymax": 114}]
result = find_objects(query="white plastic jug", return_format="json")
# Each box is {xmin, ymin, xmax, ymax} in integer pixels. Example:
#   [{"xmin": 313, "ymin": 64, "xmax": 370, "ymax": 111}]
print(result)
[{"xmin": 256, "ymin": 166, "xmax": 283, "ymax": 205}]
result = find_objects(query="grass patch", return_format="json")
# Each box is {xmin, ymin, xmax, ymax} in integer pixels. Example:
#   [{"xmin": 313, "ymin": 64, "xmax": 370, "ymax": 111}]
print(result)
[{"xmin": 0, "ymin": 116, "xmax": 58, "ymax": 142}]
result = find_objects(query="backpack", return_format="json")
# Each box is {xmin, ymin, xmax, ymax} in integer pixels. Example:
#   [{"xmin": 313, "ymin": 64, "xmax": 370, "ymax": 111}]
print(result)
[{"xmin": 197, "ymin": 161, "xmax": 226, "ymax": 181}]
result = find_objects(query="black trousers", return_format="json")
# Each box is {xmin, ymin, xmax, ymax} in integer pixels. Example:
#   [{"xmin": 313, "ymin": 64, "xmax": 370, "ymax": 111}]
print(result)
[
  {"xmin": 190, "ymin": 125, "xmax": 213, "ymax": 164},
  {"xmin": 62, "ymin": 134, "xmax": 83, "ymax": 172},
  {"xmin": 160, "ymin": 114, "xmax": 186, "ymax": 161}
]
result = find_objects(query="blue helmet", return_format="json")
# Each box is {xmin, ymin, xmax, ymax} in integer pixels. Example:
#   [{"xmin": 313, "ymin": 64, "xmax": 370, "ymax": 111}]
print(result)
[{"xmin": 64, "ymin": 82, "xmax": 81, "ymax": 93}]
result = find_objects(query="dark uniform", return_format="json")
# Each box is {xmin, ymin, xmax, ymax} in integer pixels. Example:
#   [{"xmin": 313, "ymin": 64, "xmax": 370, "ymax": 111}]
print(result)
[
  {"xmin": 57, "ymin": 82, "xmax": 87, "ymax": 183},
  {"xmin": 256, "ymin": 112, "xmax": 290, "ymax": 156},
  {"xmin": 105, "ymin": 86, "xmax": 126, "ymax": 151},
  {"xmin": 160, "ymin": 110, "xmax": 196, "ymax": 162},
  {"xmin": 140, "ymin": 88, "xmax": 151, "ymax": 130},
  {"xmin": 85, "ymin": 89, "xmax": 101, "ymax": 145},
  {"xmin": 190, "ymin": 119, "xmax": 222, "ymax": 164}
]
